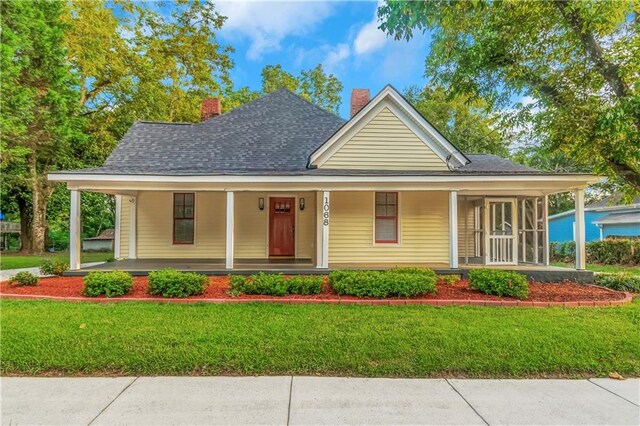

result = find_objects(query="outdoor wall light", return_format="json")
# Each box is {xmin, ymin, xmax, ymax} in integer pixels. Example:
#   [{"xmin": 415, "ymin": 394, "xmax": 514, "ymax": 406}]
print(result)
[
  {"xmin": 299, "ymin": 198, "xmax": 305, "ymax": 211},
  {"xmin": 258, "ymin": 197, "xmax": 265, "ymax": 211}
]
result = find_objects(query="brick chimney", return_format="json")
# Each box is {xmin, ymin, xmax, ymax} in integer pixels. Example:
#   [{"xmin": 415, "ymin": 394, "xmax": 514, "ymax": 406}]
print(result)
[
  {"xmin": 201, "ymin": 98, "xmax": 221, "ymax": 122},
  {"xmin": 350, "ymin": 89, "xmax": 370, "ymax": 117}
]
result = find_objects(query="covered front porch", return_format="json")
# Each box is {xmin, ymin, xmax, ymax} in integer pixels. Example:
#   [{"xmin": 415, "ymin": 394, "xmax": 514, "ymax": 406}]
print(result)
[
  {"xmin": 65, "ymin": 257, "xmax": 594, "ymax": 282},
  {"xmin": 55, "ymin": 174, "xmax": 592, "ymax": 276}
]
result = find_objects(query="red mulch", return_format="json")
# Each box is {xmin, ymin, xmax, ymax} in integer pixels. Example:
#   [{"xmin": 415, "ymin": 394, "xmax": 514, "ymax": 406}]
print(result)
[{"xmin": 0, "ymin": 276, "xmax": 626, "ymax": 302}]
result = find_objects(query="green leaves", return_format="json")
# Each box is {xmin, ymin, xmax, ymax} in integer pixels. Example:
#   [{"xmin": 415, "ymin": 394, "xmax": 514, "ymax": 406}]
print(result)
[{"xmin": 378, "ymin": 0, "xmax": 640, "ymax": 193}]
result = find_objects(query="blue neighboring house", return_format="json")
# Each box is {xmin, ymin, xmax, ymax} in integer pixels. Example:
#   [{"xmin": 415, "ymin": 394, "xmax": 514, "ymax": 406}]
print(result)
[{"xmin": 549, "ymin": 196, "xmax": 640, "ymax": 242}]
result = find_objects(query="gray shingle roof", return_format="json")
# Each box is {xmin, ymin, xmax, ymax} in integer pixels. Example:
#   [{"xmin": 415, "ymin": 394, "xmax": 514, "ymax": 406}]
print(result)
[
  {"xmin": 57, "ymin": 89, "xmax": 562, "ymax": 177},
  {"xmin": 593, "ymin": 212, "xmax": 640, "ymax": 225},
  {"xmin": 103, "ymin": 89, "xmax": 346, "ymax": 174}
]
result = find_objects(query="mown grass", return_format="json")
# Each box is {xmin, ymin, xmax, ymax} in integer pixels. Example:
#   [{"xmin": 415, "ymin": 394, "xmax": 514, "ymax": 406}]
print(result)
[
  {"xmin": 1, "ymin": 299, "xmax": 639, "ymax": 378},
  {"xmin": 551, "ymin": 262, "xmax": 640, "ymax": 275},
  {"xmin": 0, "ymin": 252, "xmax": 113, "ymax": 270}
]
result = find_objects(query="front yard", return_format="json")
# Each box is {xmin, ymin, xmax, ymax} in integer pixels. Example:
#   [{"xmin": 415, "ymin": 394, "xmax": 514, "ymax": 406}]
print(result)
[
  {"xmin": 2, "ymin": 299, "xmax": 639, "ymax": 378},
  {"xmin": 0, "ymin": 252, "xmax": 113, "ymax": 270},
  {"xmin": 551, "ymin": 262, "xmax": 640, "ymax": 275}
]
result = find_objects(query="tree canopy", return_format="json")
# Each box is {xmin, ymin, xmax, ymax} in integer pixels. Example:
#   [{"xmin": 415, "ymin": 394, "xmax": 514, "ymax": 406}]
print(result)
[
  {"xmin": 404, "ymin": 85, "xmax": 510, "ymax": 157},
  {"xmin": 379, "ymin": 0, "xmax": 640, "ymax": 194}
]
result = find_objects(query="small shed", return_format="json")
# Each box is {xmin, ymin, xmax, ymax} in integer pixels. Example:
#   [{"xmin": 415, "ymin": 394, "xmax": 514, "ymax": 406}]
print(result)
[{"xmin": 82, "ymin": 229, "xmax": 115, "ymax": 252}]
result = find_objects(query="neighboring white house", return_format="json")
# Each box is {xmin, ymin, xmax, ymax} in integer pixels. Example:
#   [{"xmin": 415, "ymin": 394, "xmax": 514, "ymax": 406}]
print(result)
[{"xmin": 82, "ymin": 229, "xmax": 115, "ymax": 252}]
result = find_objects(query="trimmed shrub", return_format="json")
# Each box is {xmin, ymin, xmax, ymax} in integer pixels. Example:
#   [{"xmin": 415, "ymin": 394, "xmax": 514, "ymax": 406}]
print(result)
[
  {"xmin": 551, "ymin": 239, "xmax": 640, "ymax": 265},
  {"xmin": 228, "ymin": 273, "xmax": 323, "ymax": 297},
  {"xmin": 39, "ymin": 259, "xmax": 69, "ymax": 276},
  {"xmin": 148, "ymin": 269, "xmax": 208, "ymax": 298},
  {"xmin": 437, "ymin": 274, "xmax": 460, "ymax": 285},
  {"xmin": 594, "ymin": 273, "xmax": 640, "ymax": 293},
  {"xmin": 83, "ymin": 271, "xmax": 132, "ymax": 297},
  {"xmin": 10, "ymin": 271, "xmax": 38, "ymax": 286},
  {"xmin": 287, "ymin": 275, "xmax": 324, "ymax": 295},
  {"xmin": 468, "ymin": 269, "xmax": 529, "ymax": 299},
  {"xmin": 329, "ymin": 268, "xmax": 437, "ymax": 298}
]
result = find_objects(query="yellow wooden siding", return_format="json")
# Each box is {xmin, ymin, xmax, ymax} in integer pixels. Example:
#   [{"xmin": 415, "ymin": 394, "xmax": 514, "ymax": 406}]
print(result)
[
  {"xmin": 130, "ymin": 191, "xmax": 316, "ymax": 259},
  {"xmin": 136, "ymin": 191, "xmax": 226, "ymax": 258},
  {"xmin": 328, "ymin": 191, "xmax": 449, "ymax": 264},
  {"xmin": 321, "ymin": 108, "xmax": 448, "ymax": 170},
  {"xmin": 235, "ymin": 192, "xmax": 316, "ymax": 259},
  {"xmin": 119, "ymin": 198, "xmax": 130, "ymax": 258},
  {"xmin": 457, "ymin": 199, "xmax": 476, "ymax": 258}
]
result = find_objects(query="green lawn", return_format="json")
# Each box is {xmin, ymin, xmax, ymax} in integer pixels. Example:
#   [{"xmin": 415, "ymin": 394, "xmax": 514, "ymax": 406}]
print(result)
[
  {"xmin": 2, "ymin": 299, "xmax": 639, "ymax": 378},
  {"xmin": 0, "ymin": 252, "xmax": 113, "ymax": 270},
  {"xmin": 552, "ymin": 262, "xmax": 640, "ymax": 275}
]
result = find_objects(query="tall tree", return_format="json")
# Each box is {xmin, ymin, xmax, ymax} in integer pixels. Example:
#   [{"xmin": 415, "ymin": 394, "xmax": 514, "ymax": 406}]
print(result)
[
  {"xmin": 64, "ymin": 0, "xmax": 234, "ymax": 163},
  {"xmin": 261, "ymin": 64, "xmax": 343, "ymax": 114},
  {"xmin": 404, "ymin": 85, "xmax": 510, "ymax": 156},
  {"xmin": 1, "ymin": 0, "xmax": 85, "ymax": 253},
  {"xmin": 379, "ymin": 0, "xmax": 640, "ymax": 194}
]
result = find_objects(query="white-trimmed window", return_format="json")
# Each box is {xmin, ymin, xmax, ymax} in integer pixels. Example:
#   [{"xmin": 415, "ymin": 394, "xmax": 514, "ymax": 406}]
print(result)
[{"xmin": 375, "ymin": 192, "xmax": 398, "ymax": 243}]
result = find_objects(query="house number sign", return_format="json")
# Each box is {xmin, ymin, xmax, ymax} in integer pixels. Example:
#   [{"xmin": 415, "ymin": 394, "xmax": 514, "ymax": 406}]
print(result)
[{"xmin": 323, "ymin": 196, "xmax": 330, "ymax": 226}]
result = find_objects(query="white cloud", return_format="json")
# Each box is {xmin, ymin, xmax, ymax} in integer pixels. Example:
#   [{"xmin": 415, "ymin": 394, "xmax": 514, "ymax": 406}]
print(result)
[
  {"xmin": 353, "ymin": 19, "xmax": 388, "ymax": 55},
  {"xmin": 323, "ymin": 43, "xmax": 350, "ymax": 71},
  {"xmin": 215, "ymin": 0, "xmax": 335, "ymax": 60}
]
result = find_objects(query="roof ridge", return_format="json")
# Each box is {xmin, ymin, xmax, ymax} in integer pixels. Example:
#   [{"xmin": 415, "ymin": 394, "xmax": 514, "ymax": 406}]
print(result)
[
  {"xmin": 277, "ymin": 88, "xmax": 345, "ymax": 121},
  {"xmin": 135, "ymin": 120, "xmax": 193, "ymax": 126}
]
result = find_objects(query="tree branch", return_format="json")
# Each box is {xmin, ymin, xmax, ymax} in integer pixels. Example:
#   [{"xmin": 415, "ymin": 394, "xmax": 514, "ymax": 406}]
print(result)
[{"xmin": 554, "ymin": 0, "xmax": 629, "ymax": 98}]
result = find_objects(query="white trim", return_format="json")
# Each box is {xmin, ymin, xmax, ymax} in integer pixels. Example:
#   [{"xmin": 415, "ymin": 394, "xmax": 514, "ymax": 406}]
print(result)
[
  {"xmin": 226, "ymin": 191, "xmax": 234, "ymax": 269},
  {"xmin": 114, "ymin": 195, "xmax": 122, "ymax": 259},
  {"xmin": 128, "ymin": 195, "xmax": 137, "ymax": 259},
  {"xmin": 49, "ymin": 172, "xmax": 600, "ymax": 185},
  {"xmin": 548, "ymin": 203, "xmax": 640, "ymax": 220},
  {"xmin": 69, "ymin": 190, "xmax": 81, "ymax": 270},
  {"xmin": 309, "ymin": 85, "xmax": 467, "ymax": 168},
  {"xmin": 543, "ymin": 195, "xmax": 550, "ymax": 266},
  {"xmin": 574, "ymin": 189, "xmax": 586, "ymax": 270},
  {"xmin": 449, "ymin": 191, "xmax": 459, "ymax": 269},
  {"xmin": 317, "ymin": 191, "xmax": 330, "ymax": 269}
]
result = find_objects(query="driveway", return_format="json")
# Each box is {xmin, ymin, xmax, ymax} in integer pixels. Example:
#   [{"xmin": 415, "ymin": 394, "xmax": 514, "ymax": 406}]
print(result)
[{"xmin": 1, "ymin": 377, "xmax": 638, "ymax": 425}]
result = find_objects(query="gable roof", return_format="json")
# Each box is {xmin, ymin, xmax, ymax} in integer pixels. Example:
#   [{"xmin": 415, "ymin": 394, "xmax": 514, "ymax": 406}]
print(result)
[
  {"xmin": 593, "ymin": 212, "xmax": 640, "ymax": 225},
  {"xmin": 309, "ymin": 85, "xmax": 470, "ymax": 169},
  {"xmin": 102, "ymin": 89, "xmax": 345, "ymax": 174}
]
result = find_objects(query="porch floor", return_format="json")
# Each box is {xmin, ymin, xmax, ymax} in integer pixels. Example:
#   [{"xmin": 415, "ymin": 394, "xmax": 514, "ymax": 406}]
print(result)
[{"xmin": 66, "ymin": 258, "xmax": 594, "ymax": 283}]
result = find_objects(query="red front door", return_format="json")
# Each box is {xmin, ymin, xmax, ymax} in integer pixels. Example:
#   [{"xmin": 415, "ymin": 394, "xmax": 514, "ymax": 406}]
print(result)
[{"xmin": 269, "ymin": 197, "xmax": 295, "ymax": 256}]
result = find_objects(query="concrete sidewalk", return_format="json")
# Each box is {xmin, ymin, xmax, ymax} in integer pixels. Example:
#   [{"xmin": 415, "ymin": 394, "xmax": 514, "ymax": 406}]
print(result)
[
  {"xmin": 0, "ymin": 262, "xmax": 104, "ymax": 281},
  {"xmin": 1, "ymin": 377, "xmax": 638, "ymax": 425}
]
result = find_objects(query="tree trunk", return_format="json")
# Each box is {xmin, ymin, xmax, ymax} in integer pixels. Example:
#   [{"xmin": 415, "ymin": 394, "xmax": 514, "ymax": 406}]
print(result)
[
  {"xmin": 30, "ymin": 180, "xmax": 50, "ymax": 254},
  {"xmin": 17, "ymin": 196, "xmax": 32, "ymax": 254},
  {"xmin": 28, "ymin": 155, "xmax": 50, "ymax": 254}
]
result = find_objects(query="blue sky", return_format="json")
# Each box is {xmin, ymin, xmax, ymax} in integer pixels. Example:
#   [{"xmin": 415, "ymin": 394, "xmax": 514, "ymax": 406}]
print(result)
[{"xmin": 215, "ymin": 1, "xmax": 432, "ymax": 118}]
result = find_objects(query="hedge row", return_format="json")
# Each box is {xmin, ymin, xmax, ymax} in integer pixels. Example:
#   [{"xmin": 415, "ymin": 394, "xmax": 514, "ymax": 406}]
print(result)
[
  {"xmin": 551, "ymin": 239, "xmax": 640, "ymax": 265},
  {"xmin": 329, "ymin": 268, "xmax": 437, "ymax": 298},
  {"xmin": 229, "ymin": 273, "xmax": 323, "ymax": 297}
]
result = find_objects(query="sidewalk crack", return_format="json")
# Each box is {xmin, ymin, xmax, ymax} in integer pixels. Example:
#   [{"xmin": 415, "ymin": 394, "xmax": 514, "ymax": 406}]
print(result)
[
  {"xmin": 286, "ymin": 376, "xmax": 294, "ymax": 426},
  {"xmin": 588, "ymin": 379, "xmax": 640, "ymax": 407},
  {"xmin": 446, "ymin": 379, "xmax": 490, "ymax": 426},
  {"xmin": 87, "ymin": 376, "xmax": 139, "ymax": 425}
]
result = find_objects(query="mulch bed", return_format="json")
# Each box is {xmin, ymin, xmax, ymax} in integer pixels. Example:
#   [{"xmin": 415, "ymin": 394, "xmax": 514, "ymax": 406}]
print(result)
[{"xmin": 0, "ymin": 276, "xmax": 628, "ymax": 304}]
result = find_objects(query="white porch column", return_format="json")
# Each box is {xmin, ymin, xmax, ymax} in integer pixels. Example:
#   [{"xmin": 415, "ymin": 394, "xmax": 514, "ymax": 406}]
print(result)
[
  {"xmin": 449, "ymin": 190, "xmax": 459, "ymax": 269},
  {"xmin": 69, "ymin": 189, "xmax": 81, "ymax": 270},
  {"xmin": 543, "ymin": 195, "xmax": 550, "ymax": 266},
  {"xmin": 574, "ymin": 188, "xmax": 586, "ymax": 270},
  {"xmin": 114, "ymin": 195, "xmax": 122, "ymax": 259},
  {"xmin": 317, "ymin": 191, "xmax": 330, "ymax": 269},
  {"xmin": 226, "ymin": 191, "xmax": 235, "ymax": 269},
  {"xmin": 128, "ymin": 195, "xmax": 137, "ymax": 259}
]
